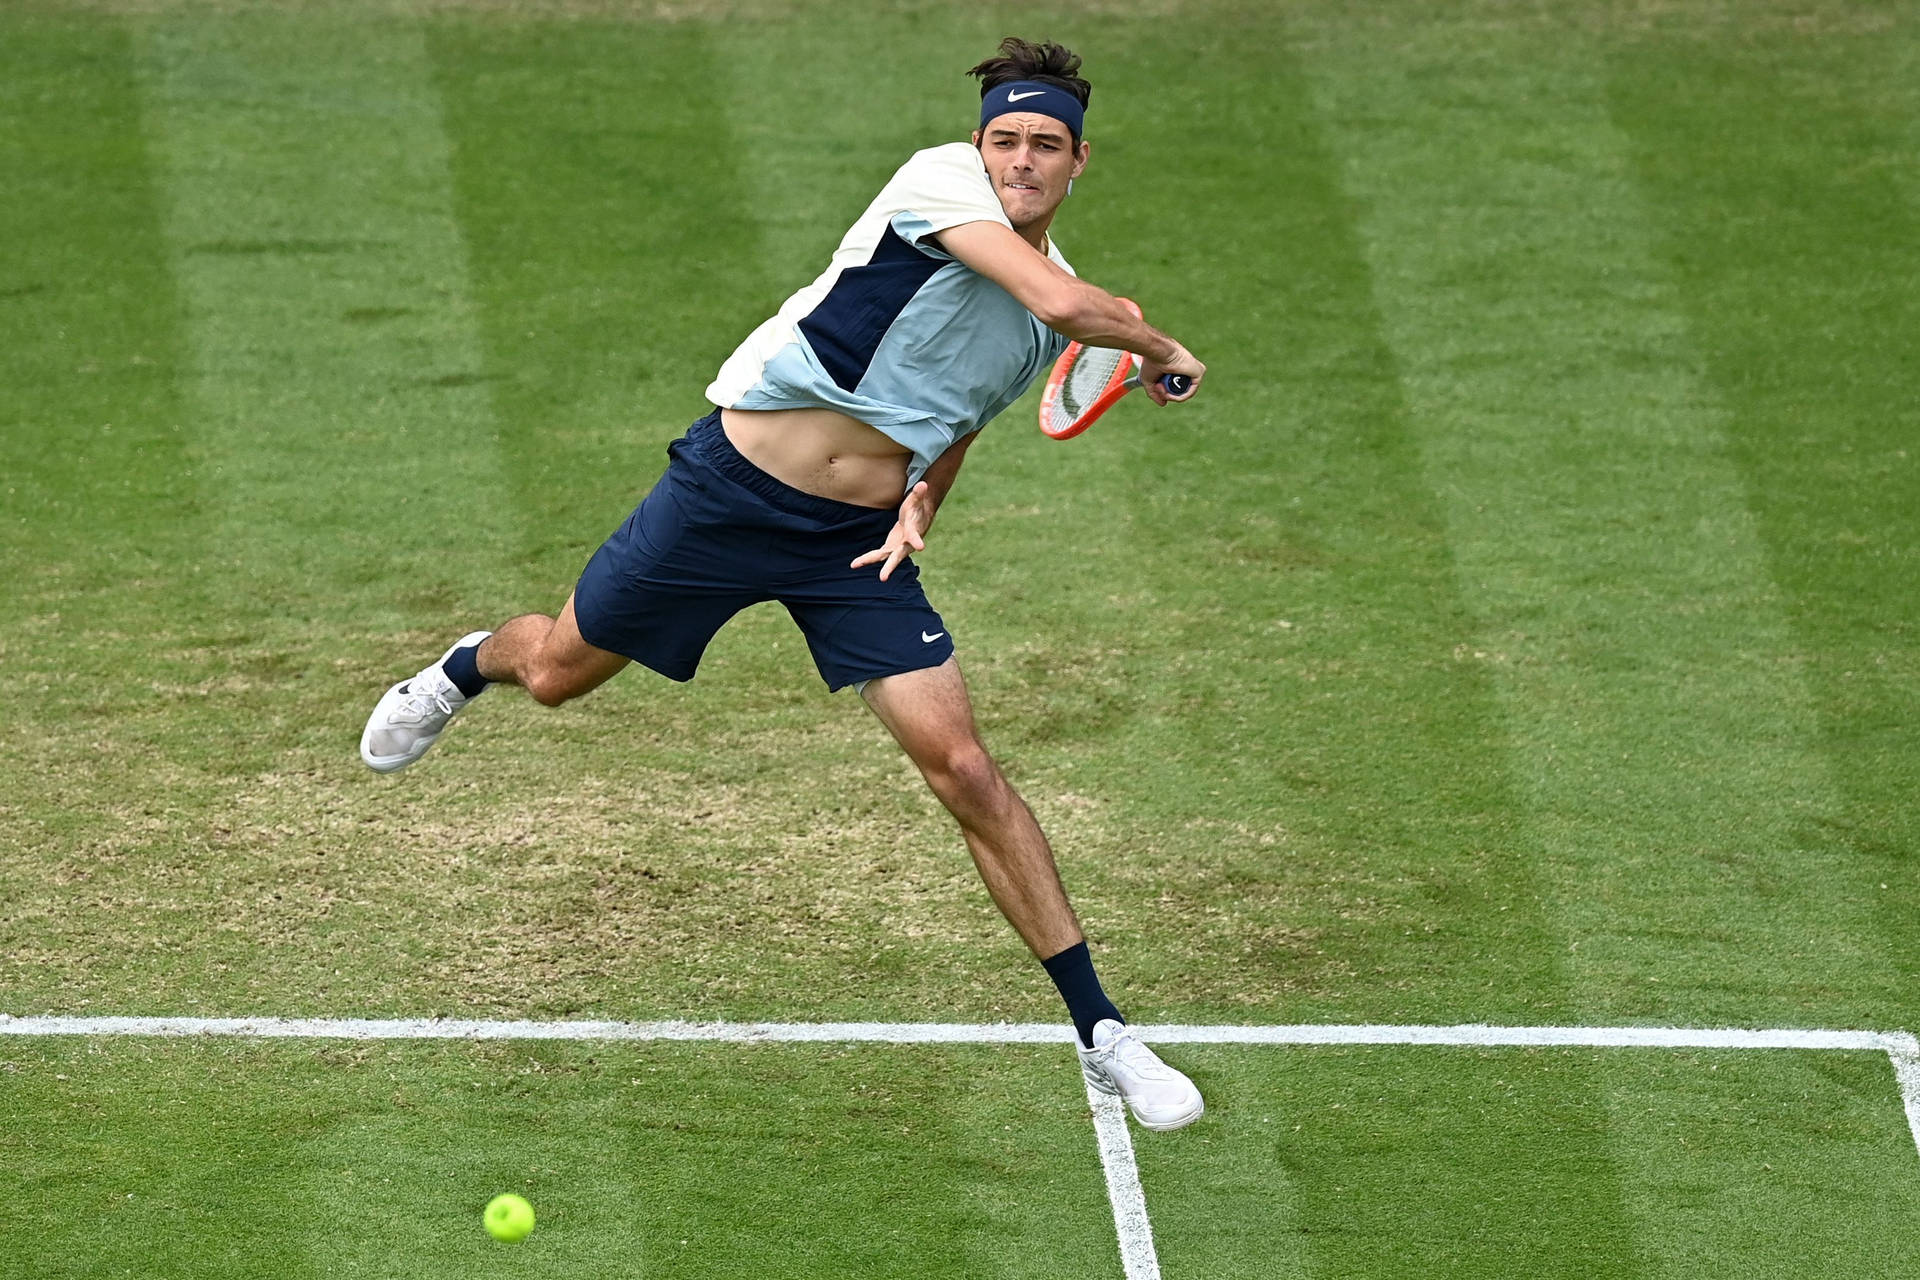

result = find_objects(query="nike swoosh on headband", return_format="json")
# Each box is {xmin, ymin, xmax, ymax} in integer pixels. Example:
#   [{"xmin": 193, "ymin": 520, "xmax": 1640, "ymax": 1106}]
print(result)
[{"xmin": 1007, "ymin": 89, "xmax": 1045, "ymax": 102}]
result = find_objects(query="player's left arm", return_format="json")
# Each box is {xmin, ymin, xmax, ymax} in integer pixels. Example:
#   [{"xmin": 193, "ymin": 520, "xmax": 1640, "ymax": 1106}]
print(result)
[{"xmin": 850, "ymin": 431, "xmax": 978, "ymax": 581}]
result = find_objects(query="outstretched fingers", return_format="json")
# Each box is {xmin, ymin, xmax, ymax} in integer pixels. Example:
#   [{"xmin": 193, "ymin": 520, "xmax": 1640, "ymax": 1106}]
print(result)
[
  {"xmin": 851, "ymin": 536, "xmax": 915, "ymax": 581},
  {"xmin": 851, "ymin": 484, "xmax": 931, "ymax": 580}
]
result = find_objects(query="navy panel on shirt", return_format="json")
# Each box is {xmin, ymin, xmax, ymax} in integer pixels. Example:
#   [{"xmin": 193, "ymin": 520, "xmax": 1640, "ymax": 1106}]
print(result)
[{"xmin": 798, "ymin": 224, "xmax": 947, "ymax": 391}]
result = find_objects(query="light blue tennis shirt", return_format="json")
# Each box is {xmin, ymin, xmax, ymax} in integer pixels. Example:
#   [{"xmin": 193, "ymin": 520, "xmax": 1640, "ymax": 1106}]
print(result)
[{"xmin": 706, "ymin": 143, "xmax": 1073, "ymax": 490}]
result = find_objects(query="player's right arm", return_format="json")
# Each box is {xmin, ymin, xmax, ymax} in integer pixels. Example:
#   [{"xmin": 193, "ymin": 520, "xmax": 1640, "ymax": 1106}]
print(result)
[{"xmin": 932, "ymin": 220, "xmax": 1205, "ymax": 404}]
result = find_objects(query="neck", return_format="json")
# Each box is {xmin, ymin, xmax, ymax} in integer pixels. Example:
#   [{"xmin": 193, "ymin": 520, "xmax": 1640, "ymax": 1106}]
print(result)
[{"xmin": 1017, "ymin": 218, "xmax": 1053, "ymax": 253}]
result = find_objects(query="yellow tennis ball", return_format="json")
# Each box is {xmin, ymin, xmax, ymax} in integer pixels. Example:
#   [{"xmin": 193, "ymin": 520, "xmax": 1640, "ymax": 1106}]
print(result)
[{"xmin": 484, "ymin": 1193, "xmax": 535, "ymax": 1242}]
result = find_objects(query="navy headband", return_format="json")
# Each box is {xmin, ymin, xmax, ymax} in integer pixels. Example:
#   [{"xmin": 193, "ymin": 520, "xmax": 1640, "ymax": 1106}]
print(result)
[{"xmin": 979, "ymin": 80, "xmax": 1085, "ymax": 140}]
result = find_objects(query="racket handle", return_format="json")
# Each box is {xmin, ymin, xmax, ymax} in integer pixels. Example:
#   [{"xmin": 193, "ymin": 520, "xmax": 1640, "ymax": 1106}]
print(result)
[{"xmin": 1160, "ymin": 373, "xmax": 1192, "ymax": 397}]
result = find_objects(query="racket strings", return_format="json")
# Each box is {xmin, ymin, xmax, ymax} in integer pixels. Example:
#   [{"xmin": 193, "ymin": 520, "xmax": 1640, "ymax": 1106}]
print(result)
[{"xmin": 1058, "ymin": 345, "xmax": 1127, "ymax": 421}]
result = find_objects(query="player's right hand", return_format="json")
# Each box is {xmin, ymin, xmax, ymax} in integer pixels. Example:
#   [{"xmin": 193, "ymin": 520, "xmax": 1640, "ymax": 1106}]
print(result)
[
  {"xmin": 1141, "ymin": 344, "xmax": 1205, "ymax": 405},
  {"xmin": 850, "ymin": 481, "xmax": 932, "ymax": 581}
]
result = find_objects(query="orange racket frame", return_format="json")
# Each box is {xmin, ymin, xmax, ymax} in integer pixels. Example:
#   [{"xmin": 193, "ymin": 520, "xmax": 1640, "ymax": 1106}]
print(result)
[{"xmin": 1038, "ymin": 298, "xmax": 1192, "ymax": 440}]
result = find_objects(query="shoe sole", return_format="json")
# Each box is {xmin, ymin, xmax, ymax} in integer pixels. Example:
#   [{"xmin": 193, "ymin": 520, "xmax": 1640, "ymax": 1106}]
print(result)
[
  {"xmin": 360, "ymin": 740, "xmax": 431, "ymax": 773},
  {"xmin": 1133, "ymin": 1099, "xmax": 1204, "ymax": 1131}
]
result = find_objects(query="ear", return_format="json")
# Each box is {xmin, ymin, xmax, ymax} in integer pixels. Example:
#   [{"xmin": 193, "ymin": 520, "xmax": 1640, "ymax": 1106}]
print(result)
[
  {"xmin": 971, "ymin": 128, "xmax": 984, "ymax": 149},
  {"xmin": 1071, "ymin": 138, "xmax": 1091, "ymax": 179}
]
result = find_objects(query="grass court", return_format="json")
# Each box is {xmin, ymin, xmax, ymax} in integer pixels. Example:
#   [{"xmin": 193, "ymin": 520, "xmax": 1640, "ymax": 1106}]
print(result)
[{"xmin": 4, "ymin": 0, "xmax": 1918, "ymax": 1274}]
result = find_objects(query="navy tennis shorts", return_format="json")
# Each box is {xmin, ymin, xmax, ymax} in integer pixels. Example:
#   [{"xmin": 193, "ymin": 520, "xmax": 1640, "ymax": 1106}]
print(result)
[{"xmin": 574, "ymin": 410, "xmax": 955, "ymax": 691}]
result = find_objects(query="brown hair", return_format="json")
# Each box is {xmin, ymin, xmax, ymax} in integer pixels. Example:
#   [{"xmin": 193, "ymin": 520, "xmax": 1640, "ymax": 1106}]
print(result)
[{"xmin": 966, "ymin": 37, "xmax": 1091, "ymax": 109}]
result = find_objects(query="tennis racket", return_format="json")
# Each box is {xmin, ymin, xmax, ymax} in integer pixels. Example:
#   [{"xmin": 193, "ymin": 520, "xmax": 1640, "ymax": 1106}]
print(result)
[{"xmin": 1037, "ymin": 297, "xmax": 1193, "ymax": 441}]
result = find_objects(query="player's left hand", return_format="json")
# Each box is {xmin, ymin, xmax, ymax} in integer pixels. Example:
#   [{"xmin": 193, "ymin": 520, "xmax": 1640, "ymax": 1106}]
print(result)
[{"xmin": 851, "ymin": 481, "xmax": 932, "ymax": 581}]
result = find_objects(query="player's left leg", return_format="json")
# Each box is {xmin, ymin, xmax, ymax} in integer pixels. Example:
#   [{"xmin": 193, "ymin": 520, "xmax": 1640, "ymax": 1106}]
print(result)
[
  {"xmin": 861, "ymin": 658, "xmax": 1203, "ymax": 1130},
  {"xmin": 475, "ymin": 591, "xmax": 630, "ymax": 708},
  {"xmin": 359, "ymin": 592, "xmax": 630, "ymax": 773},
  {"xmin": 362, "ymin": 408, "xmax": 770, "ymax": 774}
]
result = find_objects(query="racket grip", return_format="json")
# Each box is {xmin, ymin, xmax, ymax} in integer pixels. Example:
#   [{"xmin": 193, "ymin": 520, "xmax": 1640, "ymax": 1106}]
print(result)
[{"xmin": 1160, "ymin": 373, "xmax": 1192, "ymax": 397}]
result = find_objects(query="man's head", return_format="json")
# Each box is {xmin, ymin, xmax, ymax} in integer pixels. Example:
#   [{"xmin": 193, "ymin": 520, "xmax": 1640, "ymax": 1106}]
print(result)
[{"xmin": 967, "ymin": 38, "xmax": 1091, "ymax": 235}]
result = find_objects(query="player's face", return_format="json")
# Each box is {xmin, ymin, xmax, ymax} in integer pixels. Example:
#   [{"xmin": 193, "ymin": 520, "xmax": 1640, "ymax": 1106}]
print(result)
[{"xmin": 973, "ymin": 114, "xmax": 1090, "ymax": 230}]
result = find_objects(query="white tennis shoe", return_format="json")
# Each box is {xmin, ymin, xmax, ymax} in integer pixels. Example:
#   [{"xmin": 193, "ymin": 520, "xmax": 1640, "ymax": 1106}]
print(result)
[
  {"xmin": 359, "ymin": 631, "xmax": 491, "ymax": 773},
  {"xmin": 1077, "ymin": 1019, "xmax": 1204, "ymax": 1131}
]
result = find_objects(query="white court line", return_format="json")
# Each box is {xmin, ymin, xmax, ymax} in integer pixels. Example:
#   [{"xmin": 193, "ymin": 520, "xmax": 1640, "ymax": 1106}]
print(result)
[
  {"xmin": 0, "ymin": 1015, "xmax": 1903, "ymax": 1051},
  {"xmin": 1883, "ymin": 1032, "xmax": 1920, "ymax": 1161},
  {"xmin": 1086, "ymin": 1083, "xmax": 1161, "ymax": 1280}
]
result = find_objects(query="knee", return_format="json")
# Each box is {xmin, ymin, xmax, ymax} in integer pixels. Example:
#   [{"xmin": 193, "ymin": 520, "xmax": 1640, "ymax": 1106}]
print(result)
[
  {"xmin": 523, "ymin": 663, "xmax": 580, "ymax": 708},
  {"xmin": 925, "ymin": 741, "xmax": 1006, "ymax": 812}
]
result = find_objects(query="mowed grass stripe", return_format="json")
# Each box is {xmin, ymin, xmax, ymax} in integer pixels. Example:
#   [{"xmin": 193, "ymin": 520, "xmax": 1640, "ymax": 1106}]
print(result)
[
  {"xmin": 0, "ymin": 11, "xmax": 232, "ymax": 1012},
  {"xmin": 1056, "ymin": 22, "xmax": 1585, "ymax": 1025},
  {"xmin": 0, "ymin": 13, "xmax": 198, "ymax": 619},
  {"xmin": 134, "ymin": 6, "xmax": 511, "ymax": 636},
  {"xmin": 1301, "ymin": 12, "xmax": 1910, "ymax": 1274},
  {"xmin": 1606, "ymin": 21, "xmax": 1920, "ymax": 1016}
]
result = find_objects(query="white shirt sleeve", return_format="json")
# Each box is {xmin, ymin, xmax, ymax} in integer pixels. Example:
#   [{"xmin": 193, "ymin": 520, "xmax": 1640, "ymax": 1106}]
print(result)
[{"xmin": 882, "ymin": 143, "xmax": 1011, "ymax": 251}]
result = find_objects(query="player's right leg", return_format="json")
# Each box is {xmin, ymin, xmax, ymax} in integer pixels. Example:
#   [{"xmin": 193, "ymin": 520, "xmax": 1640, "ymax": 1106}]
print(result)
[
  {"xmin": 359, "ymin": 592, "xmax": 629, "ymax": 773},
  {"xmin": 860, "ymin": 659, "xmax": 1204, "ymax": 1132}
]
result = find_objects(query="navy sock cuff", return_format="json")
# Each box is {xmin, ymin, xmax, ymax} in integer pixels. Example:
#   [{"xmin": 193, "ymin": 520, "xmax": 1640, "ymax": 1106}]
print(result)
[
  {"xmin": 1040, "ymin": 940, "xmax": 1091, "ymax": 982},
  {"xmin": 1042, "ymin": 941, "xmax": 1124, "ymax": 1048},
  {"xmin": 442, "ymin": 641, "xmax": 489, "ymax": 699}
]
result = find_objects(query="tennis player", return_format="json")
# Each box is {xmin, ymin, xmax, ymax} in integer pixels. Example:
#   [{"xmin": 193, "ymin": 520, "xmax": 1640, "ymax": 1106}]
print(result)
[{"xmin": 361, "ymin": 37, "xmax": 1207, "ymax": 1129}]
